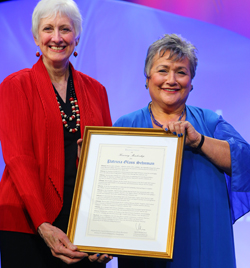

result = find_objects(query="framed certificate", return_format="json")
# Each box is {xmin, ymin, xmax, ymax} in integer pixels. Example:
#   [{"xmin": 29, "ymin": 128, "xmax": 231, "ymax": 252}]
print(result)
[{"xmin": 67, "ymin": 126, "xmax": 184, "ymax": 259}]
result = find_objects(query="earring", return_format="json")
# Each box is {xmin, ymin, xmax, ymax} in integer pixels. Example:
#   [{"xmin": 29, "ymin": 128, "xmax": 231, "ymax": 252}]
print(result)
[
  {"xmin": 36, "ymin": 47, "xmax": 40, "ymax": 57},
  {"xmin": 145, "ymin": 82, "xmax": 148, "ymax": 89},
  {"xmin": 73, "ymin": 51, "xmax": 78, "ymax": 57}
]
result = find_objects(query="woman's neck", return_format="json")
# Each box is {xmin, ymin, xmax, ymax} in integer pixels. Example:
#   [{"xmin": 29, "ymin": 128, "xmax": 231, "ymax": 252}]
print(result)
[
  {"xmin": 42, "ymin": 57, "xmax": 70, "ymax": 84},
  {"xmin": 150, "ymin": 102, "xmax": 186, "ymax": 126},
  {"xmin": 43, "ymin": 58, "xmax": 70, "ymax": 102}
]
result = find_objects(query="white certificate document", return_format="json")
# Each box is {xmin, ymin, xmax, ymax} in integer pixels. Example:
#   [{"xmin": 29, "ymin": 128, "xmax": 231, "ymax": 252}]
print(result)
[{"xmin": 86, "ymin": 144, "xmax": 167, "ymax": 240}]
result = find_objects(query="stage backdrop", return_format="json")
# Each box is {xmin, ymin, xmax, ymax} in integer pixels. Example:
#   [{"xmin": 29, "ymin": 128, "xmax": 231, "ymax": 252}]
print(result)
[{"xmin": 0, "ymin": 0, "xmax": 249, "ymax": 267}]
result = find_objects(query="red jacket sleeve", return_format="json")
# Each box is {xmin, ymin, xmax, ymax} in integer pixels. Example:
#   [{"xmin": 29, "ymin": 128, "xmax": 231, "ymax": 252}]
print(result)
[{"xmin": 0, "ymin": 73, "xmax": 49, "ymax": 230}]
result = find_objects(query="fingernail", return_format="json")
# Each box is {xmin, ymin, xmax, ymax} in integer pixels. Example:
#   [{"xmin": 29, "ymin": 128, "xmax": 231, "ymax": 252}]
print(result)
[
  {"xmin": 165, "ymin": 128, "xmax": 168, "ymax": 131},
  {"xmin": 104, "ymin": 256, "xmax": 108, "ymax": 258},
  {"xmin": 173, "ymin": 132, "xmax": 177, "ymax": 135},
  {"xmin": 97, "ymin": 254, "xmax": 100, "ymax": 257},
  {"xmin": 180, "ymin": 133, "xmax": 183, "ymax": 137},
  {"xmin": 178, "ymin": 134, "xmax": 181, "ymax": 137}
]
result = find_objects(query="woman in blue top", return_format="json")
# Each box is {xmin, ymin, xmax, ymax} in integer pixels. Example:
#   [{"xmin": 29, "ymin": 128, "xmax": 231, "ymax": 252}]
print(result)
[{"xmin": 114, "ymin": 34, "xmax": 250, "ymax": 268}]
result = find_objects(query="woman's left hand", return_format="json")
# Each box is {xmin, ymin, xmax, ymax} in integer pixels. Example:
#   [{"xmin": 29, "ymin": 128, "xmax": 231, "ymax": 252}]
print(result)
[
  {"xmin": 166, "ymin": 120, "xmax": 200, "ymax": 148},
  {"xmin": 88, "ymin": 253, "xmax": 113, "ymax": 263},
  {"xmin": 164, "ymin": 120, "xmax": 231, "ymax": 175},
  {"xmin": 77, "ymin": 138, "xmax": 83, "ymax": 158}
]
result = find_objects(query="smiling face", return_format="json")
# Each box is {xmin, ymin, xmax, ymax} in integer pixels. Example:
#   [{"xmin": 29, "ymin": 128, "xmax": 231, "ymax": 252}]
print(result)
[
  {"xmin": 34, "ymin": 13, "xmax": 78, "ymax": 68},
  {"xmin": 147, "ymin": 50, "xmax": 192, "ymax": 113}
]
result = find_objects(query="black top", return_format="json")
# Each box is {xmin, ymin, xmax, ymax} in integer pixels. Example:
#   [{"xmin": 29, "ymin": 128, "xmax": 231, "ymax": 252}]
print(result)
[{"xmin": 53, "ymin": 72, "xmax": 81, "ymax": 233}]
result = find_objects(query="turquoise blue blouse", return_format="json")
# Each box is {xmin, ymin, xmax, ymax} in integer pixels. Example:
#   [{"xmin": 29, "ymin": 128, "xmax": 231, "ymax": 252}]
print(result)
[{"xmin": 114, "ymin": 105, "xmax": 250, "ymax": 268}]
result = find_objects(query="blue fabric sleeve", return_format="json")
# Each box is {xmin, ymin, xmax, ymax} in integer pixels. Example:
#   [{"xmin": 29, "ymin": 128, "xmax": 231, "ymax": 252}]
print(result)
[{"xmin": 214, "ymin": 116, "xmax": 250, "ymax": 222}]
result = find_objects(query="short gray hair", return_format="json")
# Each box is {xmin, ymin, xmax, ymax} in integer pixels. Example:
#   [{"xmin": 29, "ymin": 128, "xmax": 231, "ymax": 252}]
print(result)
[
  {"xmin": 32, "ymin": 0, "xmax": 82, "ymax": 41},
  {"xmin": 144, "ymin": 34, "xmax": 198, "ymax": 79}
]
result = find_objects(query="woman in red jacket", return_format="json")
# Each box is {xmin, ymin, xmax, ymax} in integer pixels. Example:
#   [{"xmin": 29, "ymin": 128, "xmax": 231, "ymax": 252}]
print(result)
[{"xmin": 0, "ymin": 0, "xmax": 112, "ymax": 267}]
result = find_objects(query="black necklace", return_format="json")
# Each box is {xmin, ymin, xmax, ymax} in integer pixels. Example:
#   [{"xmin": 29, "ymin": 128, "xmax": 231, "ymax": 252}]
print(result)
[
  {"xmin": 148, "ymin": 102, "xmax": 186, "ymax": 128},
  {"xmin": 53, "ymin": 73, "xmax": 80, "ymax": 133}
]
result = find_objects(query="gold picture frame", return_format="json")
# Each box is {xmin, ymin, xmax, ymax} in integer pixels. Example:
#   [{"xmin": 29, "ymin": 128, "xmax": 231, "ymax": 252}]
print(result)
[{"xmin": 67, "ymin": 126, "xmax": 184, "ymax": 259}]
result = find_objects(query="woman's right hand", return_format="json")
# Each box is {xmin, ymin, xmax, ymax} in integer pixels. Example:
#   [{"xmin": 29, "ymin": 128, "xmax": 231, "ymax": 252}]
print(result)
[{"xmin": 38, "ymin": 222, "xmax": 88, "ymax": 264}]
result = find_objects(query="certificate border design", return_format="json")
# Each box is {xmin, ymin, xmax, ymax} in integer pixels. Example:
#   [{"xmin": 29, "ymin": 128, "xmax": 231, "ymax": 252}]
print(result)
[{"xmin": 67, "ymin": 126, "xmax": 185, "ymax": 259}]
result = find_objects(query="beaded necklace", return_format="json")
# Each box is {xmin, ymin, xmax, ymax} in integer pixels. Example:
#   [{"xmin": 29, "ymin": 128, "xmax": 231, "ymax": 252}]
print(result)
[
  {"xmin": 53, "ymin": 72, "xmax": 80, "ymax": 133},
  {"xmin": 148, "ymin": 102, "xmax": 186, "ymax": 128}
]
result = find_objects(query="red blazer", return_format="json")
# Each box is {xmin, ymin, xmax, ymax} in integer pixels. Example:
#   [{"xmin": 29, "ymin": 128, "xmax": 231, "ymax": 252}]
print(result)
[{"xmin": 0, "ymin": 57, "xmax": 112, "ymax": 234}]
